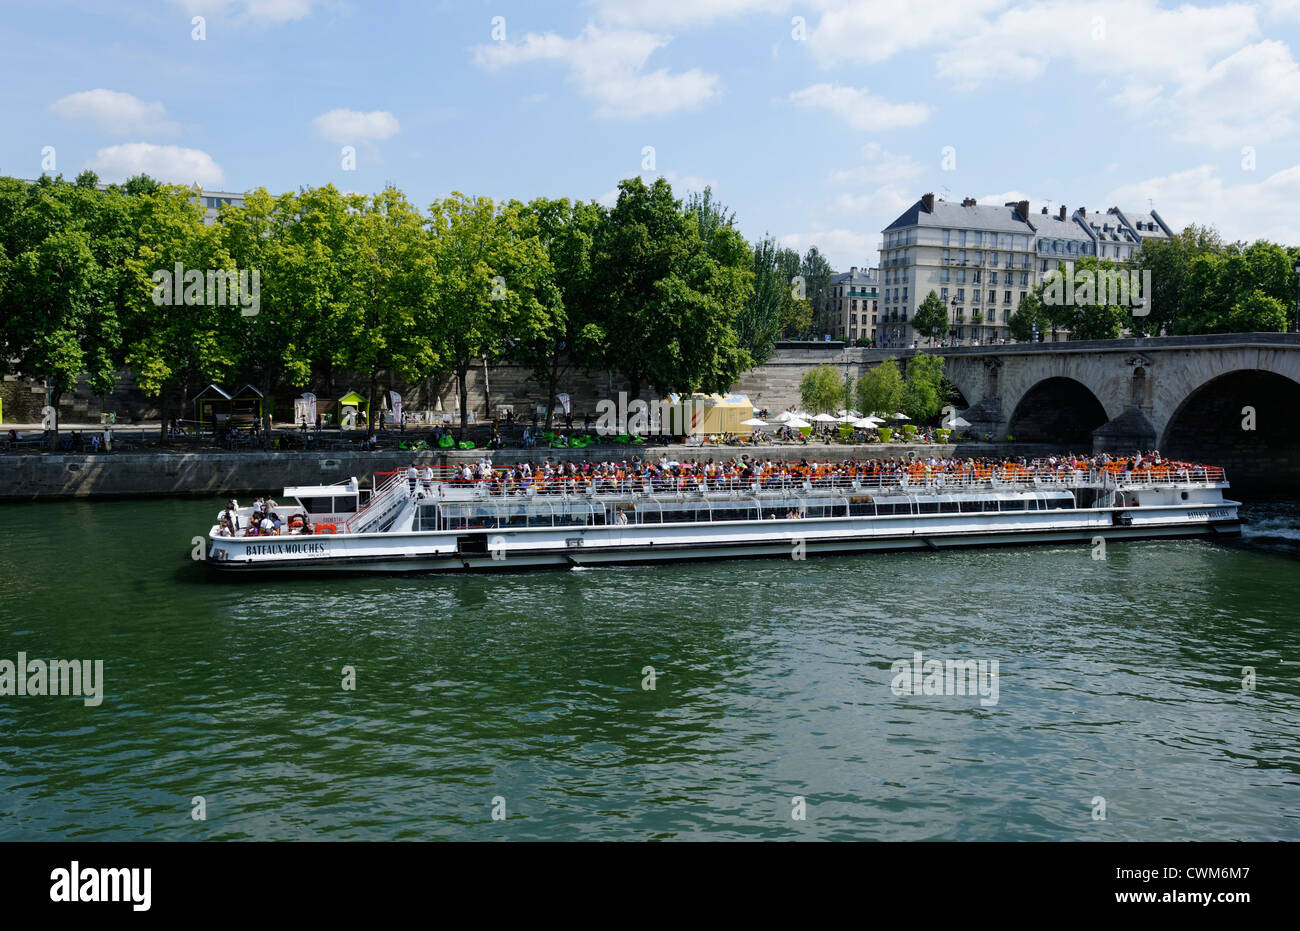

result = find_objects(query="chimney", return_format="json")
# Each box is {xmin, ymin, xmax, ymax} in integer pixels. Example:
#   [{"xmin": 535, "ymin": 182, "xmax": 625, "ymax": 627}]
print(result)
[
  {"xmin": 1041, "ymin": 206, "xmax": 1048, "ymax": 214},
  {"xmin": 1059, "ymin": 205, "xmax": 1066, "ymax": 220},
  {"xmin": 962, "ymin": 197, "xmax": 976, "ymax": 207},
  {"xmin": 1016, "ymin": 199, "xmax": 1029, "ymax": 221},
  {"xmin": 921, "ymin": 193, "xmax": 935, "ymax": 212},
  {"xmin": 1079, "ymin": 207, "xmax": 1087, "ymax": 217},
  {"xmin": 850, "ymin": 266, "xmax": 858, "ymax": 275}
]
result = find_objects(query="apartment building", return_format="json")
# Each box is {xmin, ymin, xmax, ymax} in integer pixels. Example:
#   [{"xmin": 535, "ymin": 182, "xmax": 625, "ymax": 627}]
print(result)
[
  {"xmin": 882, "ymin": 194, "xmax": 1171, "ymax": 345},
  {"xmin": 825, "ymin": 266, "xmax": 879, "ymax": 343},
  {"xmin": 879, "ymin": 194, "xmax": 1035, "ymax": 347}
]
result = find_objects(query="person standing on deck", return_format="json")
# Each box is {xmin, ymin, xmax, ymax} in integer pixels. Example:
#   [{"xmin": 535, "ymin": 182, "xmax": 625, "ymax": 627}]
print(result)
[
  {"xmin": 406, "ymin": 465, "xmax": 418, "ymax": 494},
  {"xmin": 421, "ymin": 465, "xmax": 434, "ymax": 495}
]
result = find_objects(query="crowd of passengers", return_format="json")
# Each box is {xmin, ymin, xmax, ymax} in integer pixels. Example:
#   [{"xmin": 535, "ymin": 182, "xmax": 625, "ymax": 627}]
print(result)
[
  {"xmin": 420, "ymin": 449, "xmax": 1215, "ymax": 496},
  {"xmin": 215, "ymin": 495, "xmax": 322, "ymax": 537}
]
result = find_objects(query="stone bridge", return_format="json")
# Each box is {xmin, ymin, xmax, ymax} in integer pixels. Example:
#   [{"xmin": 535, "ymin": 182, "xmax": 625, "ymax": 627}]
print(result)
[{"xmin": 734, "ymin": 334, "xmax": 1300, "ymax": 491}]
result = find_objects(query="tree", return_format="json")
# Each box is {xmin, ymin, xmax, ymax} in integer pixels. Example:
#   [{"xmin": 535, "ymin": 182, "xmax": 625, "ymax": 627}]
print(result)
[
  {"xmin": 331, "ymin": 186, "xmax": 439, "ymax": 434},
  {"xmin": 1226, "ymin": 289, "xmax": 1288, "ymax": 332},
  {"xmin": 901, "ymin": 352, "xmax": 948, "ymax": 422},
  {"xmin": 799, "ymin": 246, "xmax": 834, "ymax": 338},
  {"xmin": 1008, "ymin": 291, "xmax": 1045, "ymax": 343},
  {"xmin": 590, "ymin": 176, "xmax": 750, "ymax": 403},
  {"xmin": 912, "ymin": 290, "xmax": 949, "ymax": 344},
  {"xmin": 514, "ymin": 197, "xmax": 604, "ymax": 431},
  {"xmin": 0, "ymin": 174, "xmax": 134, "ymax": 446},
  {"xmin": 799, "ymin": 364, "xmax": 845, "ymax": 414},
  {"xmin": 120, "ymin": 182, "xmax": 230, "ymax": 440},
  {"xmin": 856, "ymin": 357, "xmax": 905, "ymax": 416},
  {"xmin": 427, "ymin": 193, "xmax": 557, "ymax": 434},
  {"xmin": 738, "ymin": 235, "xmax": 805, "ymax": 364}
]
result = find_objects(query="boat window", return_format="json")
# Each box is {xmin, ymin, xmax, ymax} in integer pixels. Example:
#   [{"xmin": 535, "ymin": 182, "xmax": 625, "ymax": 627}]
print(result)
[
  {"xmin": 417, "ymin": 505, "xmax": 440, "ymax": 531},
  {"xmin": 332, "ymin": 495, "xmax": 358, "ymax": 514},
  {"xmin": 939, "ymin": 500, "xmax": 960, "ymax": 514},
  {"xmin": 711, "ymin": 506, "xmax": 754, "ymax": 522},
  {"xmin": 300, "ymin": 496, "xmax": 334, "ymax": 513},
  {"xmin": 918, "ymin": 501, "xmax": 940, "ymax": 514},
  {"xmin": 959, "ymin": 499, "xmax": 982, "ymax": 513},
  {"xmin": 982, "ymin": 499, "xmax": 1000, "ymax": 512},
  {"xmin": 849, "ymin": 500, "xmax": 875, "ymax": 517}
]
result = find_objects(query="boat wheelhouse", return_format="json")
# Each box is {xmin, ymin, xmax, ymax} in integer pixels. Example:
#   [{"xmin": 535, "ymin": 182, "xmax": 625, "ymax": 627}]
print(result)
[{"xmin": 204, "ymin": 460, "xmax": 1241, "ymax": 574}]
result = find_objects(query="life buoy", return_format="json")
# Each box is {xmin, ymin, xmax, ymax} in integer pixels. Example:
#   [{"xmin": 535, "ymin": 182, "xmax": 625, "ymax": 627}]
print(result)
[{"xmin": 316, "ymin": 522, "xmax": 337, "ymax": 534}]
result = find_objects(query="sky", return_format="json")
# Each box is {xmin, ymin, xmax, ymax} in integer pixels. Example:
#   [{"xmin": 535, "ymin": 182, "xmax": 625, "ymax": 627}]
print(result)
[{"xmin": 2, "ymin": 0, "xmax": 1299, "ymax": 271}]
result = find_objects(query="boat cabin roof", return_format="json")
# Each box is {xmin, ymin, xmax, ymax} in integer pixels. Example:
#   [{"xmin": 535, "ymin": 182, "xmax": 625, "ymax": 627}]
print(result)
[{"xmin": 285, "ymin": 479, "xmax": 359, "ymax": 498}]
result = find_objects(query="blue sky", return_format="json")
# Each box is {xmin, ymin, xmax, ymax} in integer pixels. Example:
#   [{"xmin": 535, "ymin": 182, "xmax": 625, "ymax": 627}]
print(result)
[{"xmin": 3, "ymin": 0, "xmax": 1299, "ymax": 270}]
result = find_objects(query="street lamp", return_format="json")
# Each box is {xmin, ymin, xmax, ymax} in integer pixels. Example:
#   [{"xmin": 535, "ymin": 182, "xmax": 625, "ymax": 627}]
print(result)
[{"xmin": 950, "ymin": 297, "xmax": 959, "ymax": 347}]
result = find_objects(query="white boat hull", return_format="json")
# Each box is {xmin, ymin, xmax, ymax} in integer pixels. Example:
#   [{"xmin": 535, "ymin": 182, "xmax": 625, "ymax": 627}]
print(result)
[{"xmin": 206, "ymin": 504, "xmax": 1241, "ymax": 574}]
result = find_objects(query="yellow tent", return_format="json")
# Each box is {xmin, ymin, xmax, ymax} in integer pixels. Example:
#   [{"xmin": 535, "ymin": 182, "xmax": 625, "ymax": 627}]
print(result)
[{"xmin": 664, "ymin": 393, "xmax": 755, "ymax": 435}]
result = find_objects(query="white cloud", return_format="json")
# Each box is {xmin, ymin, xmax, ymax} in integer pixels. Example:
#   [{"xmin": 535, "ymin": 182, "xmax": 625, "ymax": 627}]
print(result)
[
  {"xmin": 828, "ymin": 143, "xmax": 925, "ymax": 186},
  {"xmin": 808, "ymin": 0, "xmax": 1010, "ymax": 68},
  {"xmin": 474, "ymin": 25, "xmax": 722, "ymax": 119},
  {"xmin": 1268, "ymin": 0, "xmax": 1300, "ymax": 21},
  {"xmin": 169, "ymin": 0, "xmax": 317, "ymax": 24},
  {"xmin": 1105, "ymin": 163, "xmax": 1300, "ymax": 247},
  {"xmin": 976, "ymin": 190, "xmax": 1033, "ymax": 206},
  {"xmin": 50, "ymin": 89, "xmax": 177, "ymax": 135},
  {"xmin": 788, "ymin": 83, "xmax": 932, "ymax": 130},
  {"xmin": 1170, "ymin": 41, "xmax": 1300, "ymax": 145},
  {"xmin": 588, "ymin": 0, "xmax": 790, "ymax": 28},
  {"xmin": 777, "ymin": 228, "xmax": 879, "ymax": 270},
  {"xmin": 86, "ymin": 143, "xmax": 224, "ymax": 187},
  {"xmin": 311, "ymin": 109, "xmax": 400, "ymax": 143}
]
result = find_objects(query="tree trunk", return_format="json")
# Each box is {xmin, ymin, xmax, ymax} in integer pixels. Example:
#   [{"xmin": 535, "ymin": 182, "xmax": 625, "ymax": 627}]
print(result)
[
  {"xmin": 457, "ymin": 364, "xmax": 469, "ymax": 437},
  {"xmin": 544, "ymin": 354, "xmax": 559, "ymax": 433},
  {"xmin": 261, "ymin": 372, "xmax": 273, "ymax": 449}
]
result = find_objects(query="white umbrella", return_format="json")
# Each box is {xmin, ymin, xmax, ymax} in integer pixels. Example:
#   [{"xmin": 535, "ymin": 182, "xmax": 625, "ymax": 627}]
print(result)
[
  {"xmin": 812, "ymin": 413, "xmax": 837, "ymax": 423},
  {"xmin": 891, "ymin": 412, "xmax": 911, "ymax": 420},
  {"xmin": 946, "ymin": 416, "xmax": 972, "ymax": 429},
  {"xmin": 836, "ymin": 414, "xmax": 859, "ymax": 423},
  {"xmin": 773, "ymin": 411, "xmax": 795, "ymax": 423},
  {"xmin": 785, "ymin": 418, "xmax": 812, "ymax": 429},
  {"xmin": 851, "ymin": 418, "xmax": 881, "ymax": 429},
  {"xmin": 740, "ymin": 417, "xmax": 768, "ymax": 426}
]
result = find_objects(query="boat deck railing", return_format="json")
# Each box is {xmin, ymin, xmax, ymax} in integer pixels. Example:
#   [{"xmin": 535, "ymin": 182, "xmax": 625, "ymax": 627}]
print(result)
[{"xmin": 394, "ymin": 463, "xmax": 1225, "ymax": 500}]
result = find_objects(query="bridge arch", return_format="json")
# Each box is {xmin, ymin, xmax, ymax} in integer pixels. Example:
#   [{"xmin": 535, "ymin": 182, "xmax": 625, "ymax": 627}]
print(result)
[
  {"xmin": 1007, "ymin": 377, "xmax": 1109, "ymax": 446},
  {"xmin": 1162, "ymin": 369, "xmax": 1300, "ymax": 490}
]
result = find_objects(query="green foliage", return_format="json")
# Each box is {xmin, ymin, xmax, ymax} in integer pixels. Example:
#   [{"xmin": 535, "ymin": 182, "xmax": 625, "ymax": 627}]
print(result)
[
  {"xmin": 799, "ymin": 364, "xmax": 844, "ymax": 414},
  {"xmin": 0, "ymin": 172, "xmax": 849, "ymax": 435},
  {"xmin": 856, "ymin": 357, "xmax": 905, "ymax": 416},
  {"xmin": 1136, "ymin": 228, "xmax": 1296, "ymax": 335},
  {"xmin": 901, "ymin": 352, "xmax": 947, "ymax": 421},
  {"xmin": 591, "ymin": 176, "xmax": 751, "ymax": 401},
  {"xmin": 1009, "ymin": 291, "xmax": 1045, "ymax": 343},
  {"xmin": 912, "ymin": 290, "xmax": 949, "ymax": 341}
]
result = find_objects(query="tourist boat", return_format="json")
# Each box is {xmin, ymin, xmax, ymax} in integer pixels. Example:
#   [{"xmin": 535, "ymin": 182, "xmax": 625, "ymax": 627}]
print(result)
[{"xmin": 203, "ymin": 461, "xmax": 1242, "ymax": 573}]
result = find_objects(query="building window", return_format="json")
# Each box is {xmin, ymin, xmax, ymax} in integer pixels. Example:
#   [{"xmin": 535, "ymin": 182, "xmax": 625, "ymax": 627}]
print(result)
[
  {"xmin": 988, "ymin": 290, "xmax": 995, "ymax": 303},
  {"xmin": 973, "ymin": 271, "xmax": 981, "ymax": 284},
  {"xmin": 942, "ymin": 229, "xmax": 951, "ymax": 245},
  {"xmin": 940, "ymin": 270, "xmax": 950, "ymax": 283},
  {"xmin": 958, "ymin": 231, "xmax": 967, "ymax": 247},
  {"xmin": 957, "ymin": 270, "xmax": 965, "ymax": 284},
  {"xmin": 1004, "ymin": 291, "xmax": 1011, "ymax": 304},
  {"xmin": 942, "ymin": 249, "xmax": 950, "ymax": 264},
  {"xmin": 941, "ymin": 287, "xmax": 949, "ymax": 301},
  {"xmin": 956, "ymin": 288, "xmax": 965, "ymax": 301}
]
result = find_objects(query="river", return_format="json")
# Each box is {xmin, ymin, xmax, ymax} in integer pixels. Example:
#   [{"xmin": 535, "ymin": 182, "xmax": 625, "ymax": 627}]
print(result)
[{"xmin": 1, "ymin": 496, "xmax": 1297, "ymax": 840}]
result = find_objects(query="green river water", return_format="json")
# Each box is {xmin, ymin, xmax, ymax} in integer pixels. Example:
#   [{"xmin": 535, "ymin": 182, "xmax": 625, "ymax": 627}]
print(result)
[{"xmin": 1, "ymin": 496, "xmax": 1297, "ymax": 840}]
